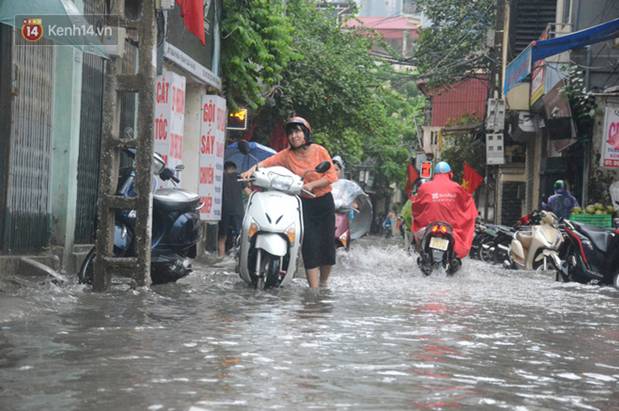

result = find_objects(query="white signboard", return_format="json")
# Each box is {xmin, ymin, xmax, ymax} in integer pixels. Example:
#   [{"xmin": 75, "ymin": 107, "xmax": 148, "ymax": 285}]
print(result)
[
  {"xmin": 486, "ymin": 132, "xmax": 505, "ymax": 165},
  {"xmin": 154, "ymin": 70, "xmax": 186, "ymax": 171},
  {"xmin": 199, "ymin": 95, "xmax": 227, "ymax": 220},
  {"xmin": 601, "ymin": 106, "xmax": 619, "ymax": 168}
]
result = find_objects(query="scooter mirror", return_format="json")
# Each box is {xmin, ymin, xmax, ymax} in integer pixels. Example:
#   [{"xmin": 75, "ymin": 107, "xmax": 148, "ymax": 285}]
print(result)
[
  {"xmin": 315, "ymin": 161, "xmax": 331, "ymax": 174},
  {"xmin": 238, "ymin": 140, "xmax": 250, "ymax": 155}
]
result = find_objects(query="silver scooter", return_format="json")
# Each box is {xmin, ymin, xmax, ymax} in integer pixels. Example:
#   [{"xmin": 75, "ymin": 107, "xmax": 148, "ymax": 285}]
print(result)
[
  {"xmin": 504, "ymin": 210, "xmax": 563, "ymax": 271},
  {"xmin": 235, "ymin": 141, "xmax": 331, "ymax": 289}
]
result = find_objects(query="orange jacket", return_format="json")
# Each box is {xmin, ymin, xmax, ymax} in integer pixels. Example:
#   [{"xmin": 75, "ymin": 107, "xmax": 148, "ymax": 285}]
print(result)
[{"xmin": 259, "ymin": 144, "xmax": 338, "ymax": 198}]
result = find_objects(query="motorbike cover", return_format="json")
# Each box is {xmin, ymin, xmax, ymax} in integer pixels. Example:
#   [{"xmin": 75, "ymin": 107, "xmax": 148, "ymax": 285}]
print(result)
[{"xmin": 412, "ymin": 174, "xmax": 478, "ymax": 258}]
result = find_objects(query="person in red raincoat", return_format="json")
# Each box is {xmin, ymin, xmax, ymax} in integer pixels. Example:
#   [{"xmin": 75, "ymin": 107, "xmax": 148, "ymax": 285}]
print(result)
[{"xmin": 412, "ymin": 161, "xmax": 478, "ymax": 259}]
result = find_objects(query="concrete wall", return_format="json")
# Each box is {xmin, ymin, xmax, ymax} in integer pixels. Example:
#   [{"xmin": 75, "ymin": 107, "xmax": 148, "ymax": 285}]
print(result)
[{"xmin": 50, "ymin": 47, "xmax": 83, "ymax": 270}]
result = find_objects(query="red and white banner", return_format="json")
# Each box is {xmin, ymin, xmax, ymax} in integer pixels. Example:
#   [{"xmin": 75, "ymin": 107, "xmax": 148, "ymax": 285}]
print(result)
[
  {"xmin": 154, "ymin": 70, "xmax": 186, "ymax": 171},
  {"xmin": 601, "ymin": 106, "xmax": 619, "ymax": 168},
  {"xmin": 199, "ymin": 95, "xmax": 227, "ymax": 220}
]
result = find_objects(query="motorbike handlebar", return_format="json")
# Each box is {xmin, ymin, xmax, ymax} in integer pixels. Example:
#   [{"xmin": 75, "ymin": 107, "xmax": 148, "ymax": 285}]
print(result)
[
  {"xmin": 302, "ymin": 189, "xmax": 316, "ymax": 198},
  {"xmin": 171, "ymin": 175, "xmax": 180, "ymax": 183}
]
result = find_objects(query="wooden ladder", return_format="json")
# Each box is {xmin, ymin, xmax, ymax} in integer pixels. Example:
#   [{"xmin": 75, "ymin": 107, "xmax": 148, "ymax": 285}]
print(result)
[{"xmin": 93, "ymin": 0, "xmax": 157, "ymax": 291}]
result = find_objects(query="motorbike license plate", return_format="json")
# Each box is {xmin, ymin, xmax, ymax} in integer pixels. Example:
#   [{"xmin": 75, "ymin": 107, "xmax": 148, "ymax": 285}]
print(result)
[{"xmin": 429, "ymin": 237, "xmax": 449, "ymax": 251}]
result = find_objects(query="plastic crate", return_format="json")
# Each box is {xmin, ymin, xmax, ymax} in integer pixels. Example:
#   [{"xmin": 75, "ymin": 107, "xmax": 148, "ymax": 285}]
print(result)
[{"xmin": 569, "ymin": 213, "xmax": 613, "ymax": 228}]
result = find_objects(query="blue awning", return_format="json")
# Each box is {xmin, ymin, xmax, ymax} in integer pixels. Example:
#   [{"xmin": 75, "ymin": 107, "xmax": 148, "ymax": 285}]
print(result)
[
  {"xmin": 504, "ymin": 17, "xmax": 619, "ymax": 95},
  {"xmin": 531, "ymin": 17, "xmax": 619, "ymax": 62}
]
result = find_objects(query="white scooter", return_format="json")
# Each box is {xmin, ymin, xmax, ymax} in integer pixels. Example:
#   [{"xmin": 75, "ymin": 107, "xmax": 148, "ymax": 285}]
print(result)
[
  {"xmin": 503, "ymin": 210, "xmax": 563, "ymax": 271},
  {"xmin": 235, "ymin": 141, "xmax": 331, "ymax": 289}
]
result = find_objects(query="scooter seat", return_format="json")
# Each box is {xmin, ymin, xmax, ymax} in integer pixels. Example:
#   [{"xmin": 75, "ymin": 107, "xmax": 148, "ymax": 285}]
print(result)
[
  {"xmin": 154, "ymin": 188, "xmax": 200, "ymax": 212},
  {"xmin": 571, "ymin": 222, "xmax": 614, "ymax": 253}
]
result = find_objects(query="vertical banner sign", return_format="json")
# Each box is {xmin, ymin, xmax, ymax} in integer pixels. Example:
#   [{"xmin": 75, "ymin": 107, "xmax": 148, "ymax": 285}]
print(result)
[
  {"xmin": 154, "ymin": 70, "xmax": 186, "ymax": 170},
  {"xmin": 199, "ymin": 95, "xmax": 227, "ymax": 220},
  {"xmin": 601, "ymin": 106, "xmax": 619, "ymax": 168}
]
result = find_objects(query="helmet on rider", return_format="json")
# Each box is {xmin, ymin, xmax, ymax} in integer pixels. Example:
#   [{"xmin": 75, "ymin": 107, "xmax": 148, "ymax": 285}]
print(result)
[
  {"xmin": 553, "ymin": 179, "xmax": 566, "ymax": 191},
  {"xmin": 434, "ymin": 161, "xmax": 451, "ymax": 174},
  {"xmin": 332, "ymin": 155, "xmax": 345, "ymax": 172},
  {"xmin": 285, "ymin": 116, "xmax": 312, "ymax": 148}
]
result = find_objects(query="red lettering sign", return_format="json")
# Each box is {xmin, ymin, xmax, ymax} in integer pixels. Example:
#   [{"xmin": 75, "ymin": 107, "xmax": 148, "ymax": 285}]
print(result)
[
  {"xmin": 200, "ymin": 134, "xmax": 215, "ymax": 154},
  {"xmin": 170, "ymin": 133, "xmax": 183, "ymax": 159},
  {"xmin": 155, "ymin": 117, "xmax": 168, "ymax": 140},
  {"xmin": 156, "ymin": 80, "xmax": 169, "ymax": 104},
  {"xmin": 171, "ymin": 86, "xmax": 185, "ymax": 114},
  {"xmin": 200, "ymin": 196, "xmax": 213, "ymax": 214},
  {"xmin": 203, "ymin": 102, "xmax": 216, "ymax": 123},
  {"xmin": 199, "ymin": 167, "xmax": 214, "ymax": 184}
]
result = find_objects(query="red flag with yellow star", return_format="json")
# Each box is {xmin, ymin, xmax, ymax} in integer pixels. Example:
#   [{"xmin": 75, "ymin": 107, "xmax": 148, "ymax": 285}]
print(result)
[{"xmin": 462, "ymin": 162, "xmax": 483, "ymax": 194}]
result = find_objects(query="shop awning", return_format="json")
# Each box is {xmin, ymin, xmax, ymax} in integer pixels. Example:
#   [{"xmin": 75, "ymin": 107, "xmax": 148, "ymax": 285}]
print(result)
[
  {"xmin": 0, "ymin": 0, "xmax": 109, "ymax": 58},
  {"xmin": 504, "ymin": 17, "xmax": 619, "ymax": 94}
]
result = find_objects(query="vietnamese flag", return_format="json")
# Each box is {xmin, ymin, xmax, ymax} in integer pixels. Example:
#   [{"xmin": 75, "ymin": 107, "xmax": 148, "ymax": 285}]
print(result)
[
  {"xmin": 462, "ymin": 162, "xmax": 483, "ymax": 194},
  {"xmin": 404, "ymin": 163, "xmax": 419, "ymax": 197},
  {"xmin": 176, "ymin": 0, "xmax": 206, "ymax": 45}
]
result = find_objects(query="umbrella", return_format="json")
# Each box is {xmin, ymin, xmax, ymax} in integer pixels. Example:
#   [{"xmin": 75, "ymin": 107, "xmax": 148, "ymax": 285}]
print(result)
[{"xmin": 224, "ymin": 141, "xmax": 277, "ymax": 172}]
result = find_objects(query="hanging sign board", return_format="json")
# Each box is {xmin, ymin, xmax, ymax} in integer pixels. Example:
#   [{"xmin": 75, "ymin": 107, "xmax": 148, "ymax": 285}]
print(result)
[
  {"xmin": 154, "ymin": 70, "xmax": 186, "ymax": 171},
  {"xmin": 199, "ymin": 95, "xmax": 227, "ymax": 220},
  {"xmin": 601, "ymin": 106, "xmax": 619, "ymax": 168}
]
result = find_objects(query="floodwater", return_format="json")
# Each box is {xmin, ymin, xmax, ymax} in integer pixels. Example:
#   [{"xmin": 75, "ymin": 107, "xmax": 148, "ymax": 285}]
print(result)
[{"xmin": 1, "ymin": 237, "xmax": 618, "ymax": 411}]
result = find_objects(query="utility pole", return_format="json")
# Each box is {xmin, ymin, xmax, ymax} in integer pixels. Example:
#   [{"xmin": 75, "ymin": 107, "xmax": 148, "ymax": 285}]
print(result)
[
  {"xmin": 484, "ymin": 0, "xmax": 505, "ymax": 223},
  {"xmin": 93, "ymin": 0, "xmax": 157, "ymax": 291}
]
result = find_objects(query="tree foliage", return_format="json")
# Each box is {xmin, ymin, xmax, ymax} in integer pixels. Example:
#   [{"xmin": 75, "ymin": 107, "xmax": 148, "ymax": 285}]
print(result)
[
  {"xmin": 415, "ymin": 0, "xmax": 496, "ymax": 87},
  {"xmin": 220, "ymin": 0, "xmax": 297, "ymax": 109},
  {"xmin": 221, "ymin": 0, "xmax": 427, "ymax": 190}
]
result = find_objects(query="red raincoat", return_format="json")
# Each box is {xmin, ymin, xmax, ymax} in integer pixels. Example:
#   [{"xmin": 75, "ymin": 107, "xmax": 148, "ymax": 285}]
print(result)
[{"xmin": 412, "ymin": 173, "xmax": 478, "ymax": 258}]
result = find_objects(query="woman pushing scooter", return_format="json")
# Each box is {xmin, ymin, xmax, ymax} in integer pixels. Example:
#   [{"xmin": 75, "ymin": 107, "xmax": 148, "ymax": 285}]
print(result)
[{"xmin": 241, "ymin": 116, "xmax": 339, "ymax": 289}]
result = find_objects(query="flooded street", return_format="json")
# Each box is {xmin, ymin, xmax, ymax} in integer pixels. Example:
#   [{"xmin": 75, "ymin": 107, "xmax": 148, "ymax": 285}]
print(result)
[{"xmin": 1, "ymin": 237, "xmax": 618, "ymax": 411}]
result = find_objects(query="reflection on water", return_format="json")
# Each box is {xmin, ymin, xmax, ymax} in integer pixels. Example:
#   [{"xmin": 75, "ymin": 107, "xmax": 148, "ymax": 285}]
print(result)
[{"xmin": 1, "ymin": 237, "xmax": 618, "ymax": 410}]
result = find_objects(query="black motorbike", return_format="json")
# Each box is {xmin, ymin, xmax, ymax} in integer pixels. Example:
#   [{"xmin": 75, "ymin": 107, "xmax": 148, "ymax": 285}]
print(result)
[
  {"xmin": 79, "ymin": 150, "xmax": 202, "ymax": 285},
  {"xmin": 557, "ymin": 218, "xmax": 619, "ymax": 289},
  {"xmin": 478, "ymin": 224, "xmax": 516, "ymax": 264},
  {"xmin": 416, "ymin": 221, "xmax": 461, "ymax": 276}
]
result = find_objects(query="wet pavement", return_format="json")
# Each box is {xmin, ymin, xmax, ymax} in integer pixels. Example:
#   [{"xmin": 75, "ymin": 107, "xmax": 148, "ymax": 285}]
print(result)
[{"xmin": 0, "ymin": 237, "xmax": 618, "ymax": 410}]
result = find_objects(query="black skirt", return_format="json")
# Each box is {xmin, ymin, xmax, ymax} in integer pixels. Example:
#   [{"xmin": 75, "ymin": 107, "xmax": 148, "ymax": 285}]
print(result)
[{"xmin": 301, "ymin": 192, "xmax": 336, "ymax": 269}]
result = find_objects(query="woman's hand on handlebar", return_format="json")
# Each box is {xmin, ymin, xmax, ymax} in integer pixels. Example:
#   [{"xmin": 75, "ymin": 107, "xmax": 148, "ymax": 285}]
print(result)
[{"xmin": 239, "ymin": 166, "xmax": 256, "ymax": 181}]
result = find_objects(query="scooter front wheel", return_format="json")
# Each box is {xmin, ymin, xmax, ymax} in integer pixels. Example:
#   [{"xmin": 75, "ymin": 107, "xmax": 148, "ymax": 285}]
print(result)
[{"xmin": 253, "ymin": 250, "xmax": 281, "ymax": 289}]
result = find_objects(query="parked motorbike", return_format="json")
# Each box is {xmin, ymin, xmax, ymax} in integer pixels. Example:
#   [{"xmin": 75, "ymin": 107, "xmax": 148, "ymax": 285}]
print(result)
[
  {"xmin": 331, "ymin": 179, "xmax": 373, "ymax": 250},
  {"xmin": 78, "ymin": 149, "xmax": 202, "ymax": 285},
  {"xmin": 504, "ymin": 210, "xmax": 563, "ymax": 271},
  {"xmin": 556, "ymin": 218, "xmax": 619, "ymax": 288},
  {"xmin": 478, "ymin": 224, "xmax": 517, "ymax": 264},
  {"xmin": 235, "ymin": 141, "xmax": 331, "ymax": 289},
  {"xmin": 416, "ymin": 221, "xmax": 461, "ymax": 276}
]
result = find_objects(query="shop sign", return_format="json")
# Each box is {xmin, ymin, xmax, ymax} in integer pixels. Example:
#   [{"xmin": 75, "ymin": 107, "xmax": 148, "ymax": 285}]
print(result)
[
  {"xmin": 601, "ymin": 106, "xmax": 619, "ymax": 168},
  {"xmin": 199, "ymin": 95, "xmax": 227, "ymax": 220},
  {"xmin": 154, "ymin": 70, "xmax": 186, "ymax": 171},
  {"xmin": 504, "ymin": 45, "xmax": 532, "ymax": 95}
]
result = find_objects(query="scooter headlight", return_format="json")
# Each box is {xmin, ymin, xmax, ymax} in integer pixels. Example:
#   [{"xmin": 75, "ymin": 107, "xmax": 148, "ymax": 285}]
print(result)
[{"xmin": 248, "ymin": 222, "xmax": 259, "ymax": 238}]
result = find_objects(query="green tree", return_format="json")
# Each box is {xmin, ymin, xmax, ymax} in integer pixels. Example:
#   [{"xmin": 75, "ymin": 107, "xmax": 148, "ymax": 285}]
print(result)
[
  {"xmin": 415, "ymin": 0, "xmax": 496, "ymax": 87},
  {"xmin": 220, "ymin": 0, "xmax": 297, "ymax": 109},
  {"xmin": 221, "ymin": 1, "xmax": 427, "ymax": 190}
]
